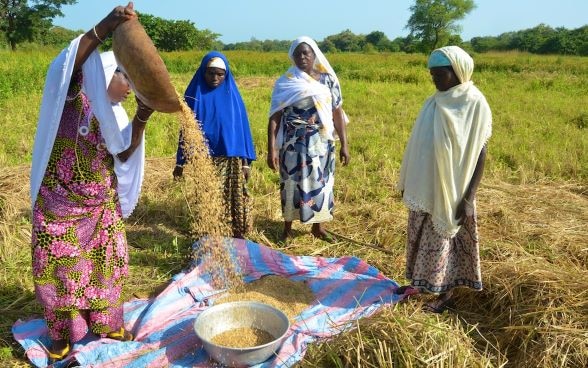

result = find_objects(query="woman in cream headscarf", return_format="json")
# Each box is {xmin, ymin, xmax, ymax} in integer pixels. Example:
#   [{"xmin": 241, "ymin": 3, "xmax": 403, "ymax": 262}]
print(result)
[
  {"xmin": 396, "ymin": 46, "xmax": 492, "ymax": 313},
  {"xmin": 29, "ymin": 2, "xmax": 153, "ymax": 362},
  {"xmin": 268, "ymin": 36, "xmax": 350, "ymax": 241}
]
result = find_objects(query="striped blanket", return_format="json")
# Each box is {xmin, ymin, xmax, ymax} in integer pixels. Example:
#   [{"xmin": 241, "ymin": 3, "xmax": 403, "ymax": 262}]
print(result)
[{"xmin": 13, "ymin": 238, "xmax": 402, "ymax": 367}]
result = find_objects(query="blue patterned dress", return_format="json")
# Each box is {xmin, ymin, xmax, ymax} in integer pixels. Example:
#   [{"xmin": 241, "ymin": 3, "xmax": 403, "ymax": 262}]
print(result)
[{"xmin": 279, "ymin": 74, "xmax": 342, "ymax": 223}]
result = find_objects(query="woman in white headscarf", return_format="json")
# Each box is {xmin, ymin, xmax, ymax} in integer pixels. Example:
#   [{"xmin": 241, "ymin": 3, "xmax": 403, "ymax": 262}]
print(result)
[
  {"xmin": 396, "ymin": 46, "xmax": 492, "ymax": 313},
  {"xmin": 29, "ymin": 2, "xmax": 152, "ymax": 362},
  {"xmin": 268, "ymin": 36, "xmax": 350, "ymax": 241}
]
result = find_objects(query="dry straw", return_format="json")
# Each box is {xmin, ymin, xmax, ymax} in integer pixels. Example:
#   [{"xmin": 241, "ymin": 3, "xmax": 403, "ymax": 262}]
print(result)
[
  {"xmin": 0, "ymin": 158, "xmax": 588, "ymax": 367},
  {"xmin": 463, "ymin": 258, "xmax": 588, "ymax": 367},
  {"xmin": 1, "ymin": 161, "xmax": 587, "ymax": 366},
  {"xmin": 305, "ymin": 303, "xmax": 500, "ymax": 368}
]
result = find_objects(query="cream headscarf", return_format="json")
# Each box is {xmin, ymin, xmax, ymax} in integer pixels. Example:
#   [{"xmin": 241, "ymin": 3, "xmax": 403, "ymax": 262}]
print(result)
[
  {"xmin": 269, "ymin": 36, "xmax": 347, "ymax": 150},
  {"xmin": 398, "ymin": 46, "xmax": 492, "ymax": 237},
  {"xmin": 429, "ymin": 45, "xmax": 475, "ymax": 83},
  {"xmin": 30, "ymin": 36, "xmax": 145, "ymax": 218}
]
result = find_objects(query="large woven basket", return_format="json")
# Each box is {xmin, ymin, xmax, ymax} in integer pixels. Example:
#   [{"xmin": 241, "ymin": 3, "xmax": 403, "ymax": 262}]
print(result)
[{"xmin": 112, "ymin": 18, "xmax": 181, "ymax": 113}]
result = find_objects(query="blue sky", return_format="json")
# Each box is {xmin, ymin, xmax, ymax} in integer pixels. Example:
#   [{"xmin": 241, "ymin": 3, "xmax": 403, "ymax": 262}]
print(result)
[{"xmin": 53, "ymin": 0, "xmax": 588, "ymax": 44}]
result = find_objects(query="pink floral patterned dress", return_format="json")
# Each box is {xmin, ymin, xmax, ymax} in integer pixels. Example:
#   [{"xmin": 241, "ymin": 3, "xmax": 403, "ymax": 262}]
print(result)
[{"xmin": 32, "ymin": 71, "xmax": 128, "ymax": 342}]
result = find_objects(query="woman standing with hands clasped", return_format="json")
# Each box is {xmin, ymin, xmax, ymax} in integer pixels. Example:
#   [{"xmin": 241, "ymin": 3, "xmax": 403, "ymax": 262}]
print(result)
[
  {"xmin": 30, "ymin": 2, "xmax": 153, "ymax": 362},
  {"xmin": 268, "ymin": 36, "xmax": 350, "ymax": 242},
  {"xmin": 174, "ymin": 51, "xmax": 257, "ymax": 238},
  {"xmin": 396, "ymin": 46, "xmax": 492, "ymax": 313}
]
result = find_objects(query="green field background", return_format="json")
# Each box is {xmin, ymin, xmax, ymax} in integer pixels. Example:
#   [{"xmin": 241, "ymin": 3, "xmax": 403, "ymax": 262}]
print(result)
[{"xmin": 1, "ymin": 49, "xmax": 587, "ymax": 183}]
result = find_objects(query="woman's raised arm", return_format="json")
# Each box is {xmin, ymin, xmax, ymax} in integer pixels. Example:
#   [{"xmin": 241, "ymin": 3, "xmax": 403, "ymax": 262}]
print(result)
[{"xmin": 73, "ymin": 2, "xmax": 136, "ymax": 72}]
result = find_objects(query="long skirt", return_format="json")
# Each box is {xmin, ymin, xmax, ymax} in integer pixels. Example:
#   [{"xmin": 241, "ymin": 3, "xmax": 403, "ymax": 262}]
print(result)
[
  {"xmin": 212, "ymin": 156, "xmax": 251, "ymax": 238},
  {"xmin": 405, "ymin": 207, "xmax": 482, "ymax": 294},
  {"xmin": 32, "ymin": 84, "xmax": 127, "ymax": 342},
  {"xmin": 279, "ymin": 122, "xmax": 335, "ymax": 224}
]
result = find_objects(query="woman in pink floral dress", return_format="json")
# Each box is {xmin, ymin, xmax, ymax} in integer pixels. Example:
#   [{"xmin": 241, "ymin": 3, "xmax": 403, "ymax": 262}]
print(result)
[{"xmin": 29, "ymin": 2, "xmax": 153, "ymax": 361}]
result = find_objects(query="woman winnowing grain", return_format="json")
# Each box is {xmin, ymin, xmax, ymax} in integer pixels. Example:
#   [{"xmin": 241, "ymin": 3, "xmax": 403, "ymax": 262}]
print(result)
[{"xmin": 29, "ymin": 2, "xmax": 151, "ymax": 362}]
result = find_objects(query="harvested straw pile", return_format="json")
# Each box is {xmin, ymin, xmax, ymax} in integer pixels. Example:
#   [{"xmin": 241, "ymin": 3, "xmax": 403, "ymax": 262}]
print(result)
[
  {"xmin": 455, "ymin": 181, "xmax": 588, "ymax": 368},
  {"xmin": 0, "ymin": 166, "xmax": 31, "ymax": 266},
  {"xmin": 464, "ymin": 258, "xmax": 588, "ymax": 367},
  {"xmin": 279, "ymin": 178, "xmax": 588, "ymax": 368},
  {"xmin": 1, "ymin": 161, "xmax": 586, "ymax": 367},
  {"xmin": 306, "ymin": 303, "xmax": 500, "ymax": 367}
]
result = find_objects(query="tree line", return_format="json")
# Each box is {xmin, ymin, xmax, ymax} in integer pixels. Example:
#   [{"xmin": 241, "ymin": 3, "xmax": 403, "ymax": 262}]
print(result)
[
  {"xmin": 471, "ymin": 24, "xmax": 588, "ymax": 55},
  {"xmin": 2, "ymin": 0, "xmax": 587, "ymax": 55}
]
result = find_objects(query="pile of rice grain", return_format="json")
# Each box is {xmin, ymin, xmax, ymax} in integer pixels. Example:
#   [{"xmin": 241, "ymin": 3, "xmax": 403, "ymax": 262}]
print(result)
[
  {"xmin": 211, "ymin": 327, "xmax": 275, "ymax": 348},
  {"xmin": 216, "ymin": 275, "xmax": 315, "ymax": 321}
]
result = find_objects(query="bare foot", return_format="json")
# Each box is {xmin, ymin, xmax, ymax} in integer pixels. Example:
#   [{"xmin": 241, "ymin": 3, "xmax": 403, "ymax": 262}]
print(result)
[
  {"xmin": 281, "ymin": 230, "xmax": 293, "ymax": 241},
  {"xmin": 394, "ymin": 285, "xmax": 420, "ymax": 297},
  {"xmin": 311, "ymin": 227, "xmax": 336, "ymax": 243}
]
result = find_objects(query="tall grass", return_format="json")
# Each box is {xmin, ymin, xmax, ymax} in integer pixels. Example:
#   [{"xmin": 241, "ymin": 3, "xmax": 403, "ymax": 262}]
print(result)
[{"xmin": 2, "ymin": 50, "xmax": 586, "ymax": 181}]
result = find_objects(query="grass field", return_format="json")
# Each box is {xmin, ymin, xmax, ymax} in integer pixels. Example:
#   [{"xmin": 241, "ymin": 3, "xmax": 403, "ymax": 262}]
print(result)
[{"xmin": 0, "ymin": 49, "xmax": 587, "ymax": 367}]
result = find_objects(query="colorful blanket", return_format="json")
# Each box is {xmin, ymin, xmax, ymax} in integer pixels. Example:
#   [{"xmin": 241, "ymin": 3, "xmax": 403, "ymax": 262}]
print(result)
[{"xmin": 13, "ymin": 238, "xmax": 402, "ymax": 367}]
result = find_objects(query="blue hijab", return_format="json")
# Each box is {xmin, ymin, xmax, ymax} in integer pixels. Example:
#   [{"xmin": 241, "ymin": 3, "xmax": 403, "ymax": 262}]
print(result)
[{"xmin": 176, "ymin": 51, "xmax": 256, "ymax": 165}]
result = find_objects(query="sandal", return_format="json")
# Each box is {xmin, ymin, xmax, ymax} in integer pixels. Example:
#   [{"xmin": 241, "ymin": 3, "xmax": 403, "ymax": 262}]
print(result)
[
  {"xmin": 423, "ymin": 294, "xmax": 454, "ymax": 314},
  {"xmin": 106, "ymin": 327, "xmax": 134, "ymax": 341},
  {"xmin": 47, "ymin": 342, "xmax": 70, "ymax": 363}
]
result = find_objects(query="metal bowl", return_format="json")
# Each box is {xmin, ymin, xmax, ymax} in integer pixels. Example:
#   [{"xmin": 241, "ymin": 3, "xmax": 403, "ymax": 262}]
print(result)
[{"xmin": 194, "ymin": 301, "xmax": 290, "ymax": 367}]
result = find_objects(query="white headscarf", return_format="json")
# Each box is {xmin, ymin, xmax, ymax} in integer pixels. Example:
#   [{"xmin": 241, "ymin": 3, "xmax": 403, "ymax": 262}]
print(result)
[
  {"xmin": 30, "ymin": 36, "xmax": 145, "ymax": 218},
  {"xmin": 429, "ymin": 46, "xmax": 474, "ymax": 83},
  {"xmin": 269, "ymin": 36, "xmax": 347, "ymax": 150},
  {"xmin": 398, "ymin": 46, "xmax": 492, "ymax": 237},
  {"xmin": 207, "ymin": 57, "xmax": 226, "ymax": 70}
]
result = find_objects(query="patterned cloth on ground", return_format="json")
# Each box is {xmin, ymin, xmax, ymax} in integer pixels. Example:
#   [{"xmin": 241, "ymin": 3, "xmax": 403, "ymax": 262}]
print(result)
[{"xmin": 14, "ymin": 238, "xmax": 402, "ymax": 368}]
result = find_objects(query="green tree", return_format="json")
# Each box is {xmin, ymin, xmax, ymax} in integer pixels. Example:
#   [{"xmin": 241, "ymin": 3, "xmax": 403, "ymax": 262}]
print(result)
[
  {"xmin": 365, "ymin": 31, "xmax": 394, "ymax": 51},
  {"xmin": 104, "ymin": 13, "xmax": 219, "ymax": 52},
  {"xmin": 570, "ymin": 25, "xmax": 588, "ymax": 56},
  {"xmin": 323, "ymin": 30, "xmax": 364, "ymax": 52},
  {"xmin": 0, "ymin": 0, "xmax": 76, "ymax": 50},
  {"xmin": 406, "ymin": 0, "xmax": 475, "ymax": 53},
  {"xmin": 319, "ymin": 38, "xmax": 337, "ymax": 53},
  {"xmin": 39, "ymin": 25, "xmax": 79, "ymax": 47}
]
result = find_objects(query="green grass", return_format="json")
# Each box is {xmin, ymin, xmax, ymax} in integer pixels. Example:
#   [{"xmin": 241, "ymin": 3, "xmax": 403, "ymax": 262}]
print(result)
[{"xmin": 2, "ymin": 50, "xmax": 586, "ymax": 180}]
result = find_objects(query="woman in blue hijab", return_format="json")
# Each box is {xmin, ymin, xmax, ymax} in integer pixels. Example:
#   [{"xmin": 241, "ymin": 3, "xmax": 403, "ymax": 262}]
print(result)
[{"xmin": 174, "ymin": 51, "xmax": 256, "ymax": 238}]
